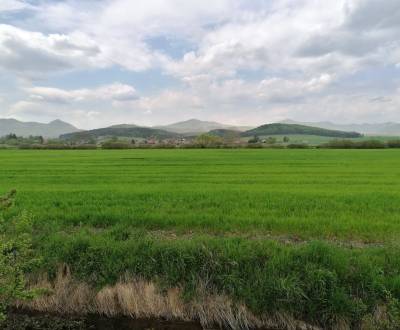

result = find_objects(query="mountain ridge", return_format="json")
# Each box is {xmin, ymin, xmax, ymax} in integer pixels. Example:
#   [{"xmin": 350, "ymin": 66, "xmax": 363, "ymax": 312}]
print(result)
[
  {"xmin": 0, "ymin": 118, "xmax": 80, "ymax": 138},
  {"xmin": 60, "ymin": 125, "xmax": 179, "ymax": 141},
  {"xmin": 280, "ymin": 119, "xmax": 400, "ymax": 136},
  {"xmin": 154, "ymin": 119, "xmax": 253, "ymax": 134},
  {"xmin": 242, "ymin": 123, "xmax": 362, "ymax": 138},
  {"xmin": 3, "ymin": 117, "xmax": 399, "ymax": 139}
]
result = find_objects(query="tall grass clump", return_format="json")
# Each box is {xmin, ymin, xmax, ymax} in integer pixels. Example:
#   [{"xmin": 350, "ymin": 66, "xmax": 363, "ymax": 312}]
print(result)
[
  {"xmin": 0, "ymin": 190, "xmax": 41, "ymax": 321},
  {"xmin": 34, "ymin": 230, "xmax": 400, "ymax": 328}
]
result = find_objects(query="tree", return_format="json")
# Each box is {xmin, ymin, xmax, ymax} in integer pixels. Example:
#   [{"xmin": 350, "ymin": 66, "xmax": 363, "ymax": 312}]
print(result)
[
  {"xmin": 5, "ymin": 134, "xmax": 17, "ymax": 140},
  {"xmin": 283, "ymin": 136, "xmax": 290, "ymax": 143},
  {"xmin": 248, "ymin": 135, "xmax": 260, "ymax": 144},
  {"xmin": 266, "ymin": 137, "xmax": 277, "ymax": 144},
  {"xmin": 222, "ymin": 131, "xmax": 240, "ymax": 144},
  {"xmin": 0, "ymin": 190, "xmax": 41, "ymax": 322},
  {"xmin": 195, "ymin": 134, "xmax": 223, "ymax": 147}
]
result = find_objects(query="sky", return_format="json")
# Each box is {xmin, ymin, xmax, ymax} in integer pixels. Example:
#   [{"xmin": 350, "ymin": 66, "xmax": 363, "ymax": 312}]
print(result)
[{"xmin": 0, "ymin": 0, "xmax": 399, "ymax": 129}]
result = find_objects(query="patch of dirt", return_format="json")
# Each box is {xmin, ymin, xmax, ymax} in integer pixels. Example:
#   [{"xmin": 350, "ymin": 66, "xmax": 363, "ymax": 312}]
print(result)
[{"xmin": 147, "ymin": 230, "xmax": 385, "ymax": 248}]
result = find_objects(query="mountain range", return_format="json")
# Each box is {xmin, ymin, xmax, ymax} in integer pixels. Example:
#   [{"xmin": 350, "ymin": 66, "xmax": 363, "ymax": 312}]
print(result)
[
  {"xmin": 154, "ymin": 119, "xmax": 253, "ymax": 134},
  {"xmin": 3, "ymin": 118, "xmax": 400, "ymax": 139},
  {"xmin": 61, "ymin": 122, "xmax": 363, "ymax": 141},
  {"xmin": 0, "ymin": 118, "xmax": 80, "ymax": 138}
]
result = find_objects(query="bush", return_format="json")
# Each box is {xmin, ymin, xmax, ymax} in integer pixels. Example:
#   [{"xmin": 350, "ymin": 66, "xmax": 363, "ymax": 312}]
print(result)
[
  {"xmin": 320, "ymin": 140, "xmax": 355, "ymax": 149},
  {"xmin": 264, "ymin": 137, "xmax": 277, "ymax": 144},
  {"xmin": 152, "ymin": 144, "xmax": 177, "ymax": 149},
  {"xmin": 0, "ymin": 191, "xmax": 41, "ymax": 322},
  {"xmin": 18, "ymin": 144, "xmax": 97, "ymax": 150},
  {"xmin": 246, "ymin": 143, "xmax": 263, "ymax": 148},
  {"xmin": 101, "ymin": 142, "xmax": 132, "ymax": 149},
  {"xmin": 287, "ymin": 143, "xmax": 309, "ymax": 149},
  {"xmin": 195, "ymin": 134, "xmax": 223, "ymax": 148},
  {"xmin": 387, "ymin": 140, "xmax": 400, "ymax": 148},
  {"xmin": 357, "ymin": 140, "xmax": 386, "ymax": 149},
  {"xmin": 248, "ymin": 135, "xmax": 260, "ymax": 144},
  {"xmin": 321, "ymin": 139, "xmax": 386, "ymax": 149},
  {"xmin": 70, "ymin": 145, "xmax": 97, "ymax": 150}
]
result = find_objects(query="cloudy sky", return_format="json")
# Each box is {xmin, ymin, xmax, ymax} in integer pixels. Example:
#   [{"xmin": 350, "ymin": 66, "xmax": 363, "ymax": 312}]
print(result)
[{"xmin": 0, "ymin": 0, "xmax": 399, "ymax": 129}]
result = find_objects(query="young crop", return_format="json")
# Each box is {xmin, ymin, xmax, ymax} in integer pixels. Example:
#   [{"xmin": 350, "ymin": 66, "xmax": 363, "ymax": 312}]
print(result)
[{"xmin": 1, "ymin": 149, "xmax": 400, "ymax": 327}]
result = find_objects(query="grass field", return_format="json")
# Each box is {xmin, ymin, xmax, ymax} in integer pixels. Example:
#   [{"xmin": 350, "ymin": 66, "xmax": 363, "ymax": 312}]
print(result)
[
  {"xmin": 2, "ymin": 149, "xmax": 400, "ymax": 328},
  {"xmin": 250, "ymin": 134, "xmax": 397, "ymax": 145}
]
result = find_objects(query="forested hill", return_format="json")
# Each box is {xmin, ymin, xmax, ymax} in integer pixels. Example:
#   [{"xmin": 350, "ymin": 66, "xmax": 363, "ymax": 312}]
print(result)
[
  {"xmin": 60, "ymin": 125, "xmax": 179, "ymax": 140},
  {"xmin": 242, "ymin": 123, "xmax": 362, "ymax": 138}
]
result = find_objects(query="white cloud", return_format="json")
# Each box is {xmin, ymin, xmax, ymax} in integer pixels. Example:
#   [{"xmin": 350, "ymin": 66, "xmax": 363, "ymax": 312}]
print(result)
[
  {"xmin": 1, "ymin": 0, "xmax": 400, "ymax": 125},
  {"xmin": 26, "ymin": 0, "xmax": 236, "ymax": 73},
  {"xmin": 27, "ymin": 83, "xmax": 138, "ymax": 104},
  {"xmin": 0, "ymin": 0, "xmax": 31, "ymax": 12},
  {"xmin": 4, "ymin": 0, "xmax": 400, "ymax": 78},
  {"xmin": 166, "ymin": 0, "xmax": 400, "ymax": 80},
  {"xmin": 0, "ymin": 24, "xmax": 104, "ymax": 78}
]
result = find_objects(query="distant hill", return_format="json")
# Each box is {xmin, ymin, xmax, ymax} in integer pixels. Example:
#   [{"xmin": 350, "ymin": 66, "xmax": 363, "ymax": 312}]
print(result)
[
  {"xmin": 208, "ymin": 129, "xmax": 241, "ymax": 137},
  {"xmin": 61, "ymin": 124, "xmax": 179, "ymax": 141},
  {"xmin": 242, "ymin": 123, "xmax": 362, "ymax": 138},
  {"xmin": 280, "ymin": 119, "xmax": 400, "ymax": 136},
  {"xmin": 0, "ymin": 118, "xmax": 80, "ymax": 138},
  {"xmin": 155, "ymin": 119, "xmax": 252, "ymax": 134}
]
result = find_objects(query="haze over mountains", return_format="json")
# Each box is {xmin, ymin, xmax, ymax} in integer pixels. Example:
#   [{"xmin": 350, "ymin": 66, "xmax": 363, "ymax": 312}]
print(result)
[
  {"xmin": 61, "ymin": 124, "xmax": 179, "ymax": 140},
  {"xmin": 61, "ymin": 122, "xmax": 363, "ymax": 141},
  {"xmin": 3, "ymin": 118, "xmax": 400, "ymax": 139},
  {"xmin": 0, "ymin": 119, "xmax": 80, "ymax": 138},
  {"xmin": 155, "ymin": 119, "xmax": 253, "ymax": 134},
  {"xmin": 243, "ymin": 124, "xmax": 361, "ymax": 138},
  {"xmin": 280, "ymin": 120, "xmax": 400, "ymax": 136}
]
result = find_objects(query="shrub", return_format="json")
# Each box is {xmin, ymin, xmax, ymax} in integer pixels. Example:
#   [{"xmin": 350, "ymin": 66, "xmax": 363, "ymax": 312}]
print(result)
[
  {"xmin": 153, "ymin": 144, "xmax": 177, "ymax": 149},
  {"xmin": 387, "ymin": 140, "xmax": 400, "ymax": 148},
  {"xmin": 356, "ymin": 140, "xmax": 386, "ymax": 149},
  {"xmin": 0, "ymin": 191, "xmax": 41, "ymax": 322},
  {"xmin": 195, "ymin": 134, "xmax": 223, "ymax": 148},
  {"xmin": 248, "ymin": 135, "xmax": 260, "ymax": 144},
  {"xmin": 18, "ymin": 144, "xmax": 97, "ymax": 150},
  {"xmin": 101, "ymin": 142, "xmax": 132, "ymax": 149},
  {"xmin": 320, "ymin": 140, "xmax": 355, "ymax": 149},
  {"xmin": 321, "ymin": 139, "xmax": 386, "ymax": 149},
  {"xmin": 264, "ymin": 137, "xmax": 277, "ymax": 144},
  {"xmin": 287, "ymin": 143, "xmax": 309, "ymax": 149},
  {"xmin": 246, "ymin": 143, "xmax": 263, "ymax": 148}
]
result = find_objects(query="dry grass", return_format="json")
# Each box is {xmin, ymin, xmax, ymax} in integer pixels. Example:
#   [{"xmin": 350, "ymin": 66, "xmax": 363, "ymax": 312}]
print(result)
[{"xmin": 16, "ymin": 265, "xmax": 321, "ymax": 330}]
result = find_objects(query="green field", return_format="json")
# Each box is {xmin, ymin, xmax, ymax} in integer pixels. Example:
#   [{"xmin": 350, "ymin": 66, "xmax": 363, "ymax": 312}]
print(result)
[
  {"xmin": 248, "ymin": 134, "xmax": 397, "ymax": 145},
  {"xmin": 3, "ymin": 149, "xmax": 400, "ymax": 328}
]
